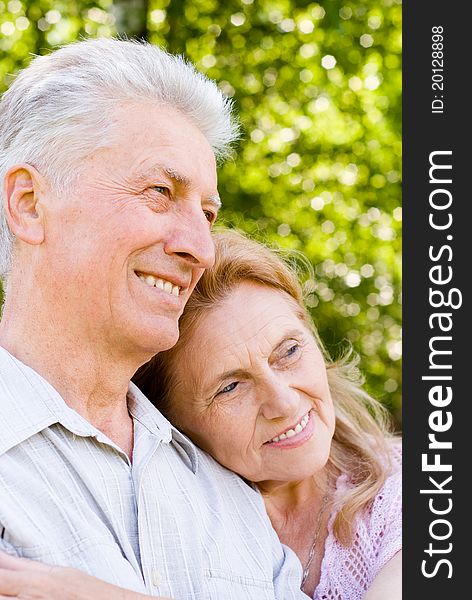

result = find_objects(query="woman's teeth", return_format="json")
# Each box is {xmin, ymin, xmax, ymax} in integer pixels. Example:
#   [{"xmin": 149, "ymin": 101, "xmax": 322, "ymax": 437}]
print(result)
[
  {"xmin": 138, "ymin": 273, "xmax": 180, "ymax": 296},
  {"xmin": 269, "ymin": 413, "xmax": 310, "ymax": 443}
]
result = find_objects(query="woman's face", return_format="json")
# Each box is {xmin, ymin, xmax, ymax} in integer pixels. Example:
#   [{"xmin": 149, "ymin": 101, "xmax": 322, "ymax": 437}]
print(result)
[{"xmin": 169, "ymin": 281, "xmax": 336, "ymax": 485}]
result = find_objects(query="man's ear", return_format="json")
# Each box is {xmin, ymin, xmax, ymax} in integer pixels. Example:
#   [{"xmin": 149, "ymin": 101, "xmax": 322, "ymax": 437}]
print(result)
[{"xmin": 3, "ymin": 164, "xmax": 46, "ymax": 245}]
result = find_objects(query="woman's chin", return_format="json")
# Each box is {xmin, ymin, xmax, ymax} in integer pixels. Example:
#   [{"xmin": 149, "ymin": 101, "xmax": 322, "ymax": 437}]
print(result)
[{"xmin": 259, "ymin": 449, "xmax": 332, "ymax": 486}]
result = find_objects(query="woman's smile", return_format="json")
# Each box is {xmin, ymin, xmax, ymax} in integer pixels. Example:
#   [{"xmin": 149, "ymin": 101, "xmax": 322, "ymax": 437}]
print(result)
[{"xmin": 264, "ymin": 409, "xmax": 315, "ymax": 448}]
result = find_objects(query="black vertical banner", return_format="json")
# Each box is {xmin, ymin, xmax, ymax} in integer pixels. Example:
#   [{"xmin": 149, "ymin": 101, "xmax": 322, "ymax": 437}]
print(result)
[{"xmin": 403, "ymin": 1, "xmax": 468, "ymax": 597}]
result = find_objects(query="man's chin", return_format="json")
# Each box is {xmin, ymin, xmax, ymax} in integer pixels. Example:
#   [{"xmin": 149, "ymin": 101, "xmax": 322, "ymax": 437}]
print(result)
[{"xmin": 140, "ymin": 318, "xmax": 180, "ymax": 355}]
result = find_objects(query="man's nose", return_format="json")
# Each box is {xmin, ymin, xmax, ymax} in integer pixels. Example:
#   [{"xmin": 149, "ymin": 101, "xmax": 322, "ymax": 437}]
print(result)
[
  {"xmin": 164, "ymin": 207, "xmax": 215, "ymax": 269},
  {"xmin": 259, "ymin": 375, "xmax": 300, "ymax": 421}
]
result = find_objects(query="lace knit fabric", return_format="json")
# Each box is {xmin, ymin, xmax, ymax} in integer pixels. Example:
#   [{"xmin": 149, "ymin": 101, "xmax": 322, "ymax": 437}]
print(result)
[{"xmin": 314, "ymin": 443, "xmax": 402, "ymax": 600}]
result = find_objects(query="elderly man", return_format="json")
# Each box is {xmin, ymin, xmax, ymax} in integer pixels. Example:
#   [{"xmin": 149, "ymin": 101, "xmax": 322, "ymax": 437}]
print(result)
[{"xmin": 0, "ymin": 39, "xmax": 307, "ymax": 599}]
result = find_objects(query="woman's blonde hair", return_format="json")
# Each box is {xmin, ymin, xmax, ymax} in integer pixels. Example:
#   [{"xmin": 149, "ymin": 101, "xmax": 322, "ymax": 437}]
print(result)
[{"xmin": 134, "ymin": 228, "xmax": 396, "ymax": 545}]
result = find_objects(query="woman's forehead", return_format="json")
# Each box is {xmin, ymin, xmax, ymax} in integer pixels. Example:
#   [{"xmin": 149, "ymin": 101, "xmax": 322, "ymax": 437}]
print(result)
[{"xmin": 186, "ymin": 283, "xmax": 308, "ymax": 358}]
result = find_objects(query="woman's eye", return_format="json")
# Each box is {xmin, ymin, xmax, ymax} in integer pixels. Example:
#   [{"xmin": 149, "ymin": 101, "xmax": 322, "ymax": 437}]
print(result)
[
  {"xmin": 285, "ymin": 343, "xmax": 300, "ymax": 357},
  {"xmin": 277, "ymin": 342, "xmax": 301, "ymax": 364},
  {"xmin": 217, "ymin": 381, "xmax": 238, "ymax": 395}
]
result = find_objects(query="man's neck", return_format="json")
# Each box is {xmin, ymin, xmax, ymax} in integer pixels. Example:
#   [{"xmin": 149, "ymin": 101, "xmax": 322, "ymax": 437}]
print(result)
[{"xmin": 0, "ymin": 307, "xmax": 138, "ymax": 459}]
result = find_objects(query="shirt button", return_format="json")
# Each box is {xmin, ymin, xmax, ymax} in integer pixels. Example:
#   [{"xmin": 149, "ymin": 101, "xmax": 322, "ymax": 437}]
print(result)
[{"xmin": 151, "ymin": 569, "xmax": 162, "ymax": 587}]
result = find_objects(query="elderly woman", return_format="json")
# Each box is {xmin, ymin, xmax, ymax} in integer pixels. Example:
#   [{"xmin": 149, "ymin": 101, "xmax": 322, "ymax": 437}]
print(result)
[
  {"xmin": 0, "ymin": 230, "xmax": 401, "ymax": 599},
  {"xmin": 135, "ymin": 229, "xmax": 402, "ymax": 600}
]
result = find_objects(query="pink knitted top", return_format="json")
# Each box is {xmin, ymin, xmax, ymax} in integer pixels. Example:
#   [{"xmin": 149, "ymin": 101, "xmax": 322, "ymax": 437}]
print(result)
[{"xmin": 313, "ymin": 443, "xmax": 402, "ymax": 600}]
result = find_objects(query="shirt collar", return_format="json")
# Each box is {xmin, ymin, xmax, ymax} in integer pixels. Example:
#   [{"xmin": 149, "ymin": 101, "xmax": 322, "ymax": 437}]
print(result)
[
  {"xmin": 128, "ymin": 381, "xmax": 199, "ymax": 474},
  {"xmin": 0, "ymin": 347, "xmax": 199, "ymax": 472}
]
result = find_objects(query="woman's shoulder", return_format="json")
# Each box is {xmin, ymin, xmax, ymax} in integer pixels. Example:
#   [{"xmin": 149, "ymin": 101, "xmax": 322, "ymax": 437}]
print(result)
[
  {"xmin": 388, "ymin": 437, "xmax": 402, "ymax": 472},
  {"xmin": 369, "ymin": 438, "xmax": 402, "ymax": 522},
  {"xmin": 360, "ymin": 438, "xmax": 402, "ymax": 577},
  {"xmin": 316, "ymin": 450, "xmax": 402, "ymax": 600},
  {"xmin": 317, "ymin": 439, "xmax": 402, "ymax": 598}
]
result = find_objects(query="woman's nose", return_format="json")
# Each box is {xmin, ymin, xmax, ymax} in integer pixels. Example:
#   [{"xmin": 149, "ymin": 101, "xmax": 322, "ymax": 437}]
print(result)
[{"xmin": 259, "ymin": 376, "xmax": 300, "ymax": 421}]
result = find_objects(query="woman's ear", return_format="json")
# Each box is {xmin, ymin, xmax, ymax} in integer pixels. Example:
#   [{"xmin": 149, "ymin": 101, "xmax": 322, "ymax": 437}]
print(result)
[{"xmin": 3, "ymin": 164, "xmax": 46, "ymax": 245}]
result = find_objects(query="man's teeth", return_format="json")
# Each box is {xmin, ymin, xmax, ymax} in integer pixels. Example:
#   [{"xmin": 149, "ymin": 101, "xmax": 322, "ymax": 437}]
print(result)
[
  {"xmin": 139, "ymin": 273, "xmax": 180, "ymax": 296},
  {"xmin": 269, "ymin": 413, "xmax": 310, "ymax": 443}
]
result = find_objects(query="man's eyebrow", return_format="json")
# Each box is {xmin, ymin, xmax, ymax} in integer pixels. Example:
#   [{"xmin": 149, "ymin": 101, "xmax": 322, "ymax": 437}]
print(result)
[
  {"xmin": 161, "ymin": 166, "xmax": 190, "ymax": 187},
  {"xmin": 207, "ymin": 194, "xmax": 222, "ymax": 210},
  {"xmin": 135, "ymin": 163, "xmax": 221, "ymax": 208},
  {"xmin": 162, "ymin": 166, "xmax": 221, "ymax": 209}
]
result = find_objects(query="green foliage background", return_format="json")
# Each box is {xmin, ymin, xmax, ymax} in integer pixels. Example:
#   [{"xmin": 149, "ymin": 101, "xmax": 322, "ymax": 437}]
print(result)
[{"xmin": 0, "ymin": 0, "xmax": 402, "ymax": 425}]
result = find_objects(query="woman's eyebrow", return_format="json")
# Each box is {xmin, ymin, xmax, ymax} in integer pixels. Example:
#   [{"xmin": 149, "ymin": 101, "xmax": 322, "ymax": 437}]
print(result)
[
  {"xmin": 207, "ymin": 328, "xmax": 307, "ymax": 387},
  {"xmin": 272, "ymin": 328, "xmax": 306, "ymax": 349},
  {"xmin": 210, "ymin": 368, "xmax": 247, "ymax": 386},
  {"xmin": 197, "ymin": 367, "xmax": 247, "ymax": 398}
]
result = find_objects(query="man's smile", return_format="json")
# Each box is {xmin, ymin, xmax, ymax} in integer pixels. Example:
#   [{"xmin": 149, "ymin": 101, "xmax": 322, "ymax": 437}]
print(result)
[{"xmin": 135, "ymin": 271, "xmax": 183, "ymax": 297}]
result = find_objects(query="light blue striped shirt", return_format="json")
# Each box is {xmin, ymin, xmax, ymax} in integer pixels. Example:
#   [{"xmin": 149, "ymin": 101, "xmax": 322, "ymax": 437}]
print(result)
[{"xmin": 0, "ymin": 347, "xmax": 307, "ymax": 599}]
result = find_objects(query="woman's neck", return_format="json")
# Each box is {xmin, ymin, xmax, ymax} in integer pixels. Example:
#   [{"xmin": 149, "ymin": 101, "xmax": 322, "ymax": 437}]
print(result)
[
  {"xmin": 258, "ymin": 474, "xmax": 333, "ymax": 598},
  {"xmin": 258, "ymin": 473, "xmax": 328, "ymax": 515}
]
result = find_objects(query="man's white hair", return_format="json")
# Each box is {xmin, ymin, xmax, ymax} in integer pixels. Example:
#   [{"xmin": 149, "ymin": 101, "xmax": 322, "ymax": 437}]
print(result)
[{"xmin": 0, "ymin": 37, "xmax": 239, "ymax": 279}]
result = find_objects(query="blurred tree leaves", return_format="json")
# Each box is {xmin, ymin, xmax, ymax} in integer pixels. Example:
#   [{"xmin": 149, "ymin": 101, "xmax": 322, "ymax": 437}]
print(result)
[{"xmin": 0, "ymin": 0, "xmax": 402, "ymax": 425}]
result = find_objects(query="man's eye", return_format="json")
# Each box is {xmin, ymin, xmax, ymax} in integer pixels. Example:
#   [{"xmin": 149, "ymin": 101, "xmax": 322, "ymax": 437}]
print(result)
[
  {"xmin": 150, "ymin": 185, "xmax": 169, "ymax": 196},
  {"xmin": 217, "ymin": 381, "xmax": 238, "ymax": 395},
  {"xmin": 204, "ymin": 210, "xmax": 216, "ymax": 223}
]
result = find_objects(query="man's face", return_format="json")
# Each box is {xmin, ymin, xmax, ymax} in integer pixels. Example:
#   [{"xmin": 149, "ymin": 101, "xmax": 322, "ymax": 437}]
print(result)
[{"xmin": 42, "ymin": 103, "xmax": 219, "ymax": 358}]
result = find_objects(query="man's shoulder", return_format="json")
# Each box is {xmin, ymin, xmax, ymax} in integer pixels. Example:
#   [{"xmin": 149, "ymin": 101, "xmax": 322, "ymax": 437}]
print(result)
[
  {"xmin": 0, "ymin": 347, "xmax": 59, "ymax": 456},
  {"xmin": 192, "ymin": 443, "xmax": 263, "ymax": 504}
]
